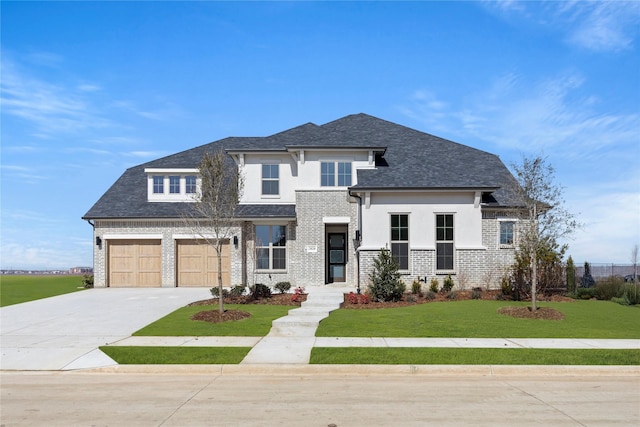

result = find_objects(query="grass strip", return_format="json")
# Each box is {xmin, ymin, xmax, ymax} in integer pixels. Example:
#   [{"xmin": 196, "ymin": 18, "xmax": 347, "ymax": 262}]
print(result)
[
  {"xmin": 100, "ymin": 346, "xmax": 251, "ymax": 364},
  {"xmin": 0, "ymin": 275, "xmax": 85, "ymax": 307},
  {"xmin": 316, "ymin": 300, "xmax": 640, "ymax": 339},
  {"xmin": 133, "ymin": 304, "xmax": 294, "ymax": 336},
  {"xmin": 310, "ymin": 347, "xmax": 640, "ymax": 365}
]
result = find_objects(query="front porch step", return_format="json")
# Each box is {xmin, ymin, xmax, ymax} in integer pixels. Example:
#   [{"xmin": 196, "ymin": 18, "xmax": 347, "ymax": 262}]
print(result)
[{"xmin": 272, "ymin": 315, "xmax": 326, "ymax": 328}]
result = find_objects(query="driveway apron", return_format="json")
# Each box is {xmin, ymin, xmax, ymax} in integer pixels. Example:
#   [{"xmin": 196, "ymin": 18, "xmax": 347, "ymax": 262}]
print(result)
[{"xmin": 0, "ymin": 288, "xmax": 211, "ymax": 371}]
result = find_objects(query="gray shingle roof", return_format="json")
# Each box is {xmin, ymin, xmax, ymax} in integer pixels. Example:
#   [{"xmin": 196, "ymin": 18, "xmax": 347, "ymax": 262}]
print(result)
[{"xmin": 83, "ymin": 113, "xmax": 522, "ymax": 220}]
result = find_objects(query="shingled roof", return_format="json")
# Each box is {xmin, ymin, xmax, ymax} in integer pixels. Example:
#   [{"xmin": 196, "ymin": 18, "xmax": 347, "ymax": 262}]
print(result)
[{"xmin": 83, "ymin": 113, "xmax": 521, "ymax": 220}]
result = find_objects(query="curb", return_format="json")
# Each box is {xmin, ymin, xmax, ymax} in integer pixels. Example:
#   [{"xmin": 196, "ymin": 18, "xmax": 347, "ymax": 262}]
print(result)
[{"xmin": 77, "ymin": 364, "xmax": 640, "ymax": 377}]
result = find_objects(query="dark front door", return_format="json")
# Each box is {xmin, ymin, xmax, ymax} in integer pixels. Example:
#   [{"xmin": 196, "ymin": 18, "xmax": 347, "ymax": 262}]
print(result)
[{"xmin": 327, "ymin": 233, "xmax": 346, "ymax": 283}]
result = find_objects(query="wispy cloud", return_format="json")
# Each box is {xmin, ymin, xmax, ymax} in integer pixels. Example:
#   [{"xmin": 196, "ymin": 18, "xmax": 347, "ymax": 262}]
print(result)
[
  {"xmin": 398, "ymin": 71, "xmax": 640, "ymax": 159},
  {"xmin": 485, "ymin": 1, "xmax": 640, "ymax": 52},
  {"xmin": 0, "ymin": 165, "xmax": 49, "ymax": 183}
]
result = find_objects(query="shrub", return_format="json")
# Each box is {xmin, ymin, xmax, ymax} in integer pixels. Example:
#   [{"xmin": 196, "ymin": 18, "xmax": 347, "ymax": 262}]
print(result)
[
  {"xmin": 250, "ymin": 283, "xmax": 271, "ymax": 300},
  {"xmin": 595, "ymin": 277, "xmax": 625, "ymax": 301},
  {"xmin": 576, "ymin": 287, "xmax": 596, "ymax": 300},
  {"xmin": 360, "ymin": 294, "xmax": 370, "ymax": 304},
  {"xmin": 611, "ymin": 295, "xmax": 630, "ymax": 306},
  {"xmin": 429, "ymin": 278, "xmax": 439, "ymax": 293},
  {"xmin": 368, "ymin": 249, "xmax": 406, "ymax": 302},
  {"xmin": 411, "ymin": 280, "xmax": 422, "ymax": 295},
  {"xmin": 580, "ymin": 262, "xmax": 596, "ymax": 288},
  {"xmin": 229, "ymin": 285, "xmax": 246, "ymax": 297},
  {"xmin": 348, "ymin": 292, "xmax": 359, "ymax": 304},
  {"xmin": 406, "ymin": 294, "xmax": 417, "ymax": 303},
  {"xmin": 500, "ymin": 275, "xmax": 513, "ymax": 296},
  {"xmin": 210, "ymin": 287, "xmax": 230, "ymax": 298},
  {"xmin": 446, "ymin": 290, "xmax": 457, "ymax": 300},
  {"xmin": 441, "ymin": 275, "xmax": 455, "ymax": 293},
  {"xmin": 623, "ymin": 283, "xmax": 640, "ymax": 305},
  {"xmin": 471, "ymin": 288, "xmax": 482, "ymax": 300},
  {"xmin": 291, "ymin": 286, "xmax": 305, "ymax": 302},
  {"xmin": 425, "ymin": 290, "xmax": 436, "ymax": 300},
  {"xmin": 81, "ymin": 274, "xmax": 94, "ymax": 289},
  {"xmin": 274, "ymin": 281, "xmax": 292, "ymax": 294}
]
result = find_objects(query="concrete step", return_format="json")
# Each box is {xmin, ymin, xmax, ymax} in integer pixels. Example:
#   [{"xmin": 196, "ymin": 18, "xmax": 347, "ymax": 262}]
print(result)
[
  {"xmin": 272, "ymin": 315, "xmax": 326, "ymax": 328},
  {"xmin": 287, "ymin": 307, "xmax": 332, "ymax": 317}
]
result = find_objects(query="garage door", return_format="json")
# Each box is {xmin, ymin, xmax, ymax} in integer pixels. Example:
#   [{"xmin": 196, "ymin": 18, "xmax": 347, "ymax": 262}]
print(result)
[
  {"xmin": 176, "ymin": 240, "xmax": 230, "ymax": 287},
  {"xmin": 108, "ymin": 240, "xmax": 162, "ymax": 287}
]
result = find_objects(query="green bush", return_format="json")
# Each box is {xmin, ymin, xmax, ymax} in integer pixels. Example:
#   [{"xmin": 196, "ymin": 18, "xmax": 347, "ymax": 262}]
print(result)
[
  {"xmin": 623, "ymin": 283, "xmax": 640, "ymax": 305},
  {"xmin": 425, "ymin": 290, "xmax": 436, "ymax": 300},
  {"xmin": 446, "ymin": 290, "xmax": 458, "ymax": 300},
  {"xmin": 250, "ymin": 283, "xmax": 271, "ymax": 300},
  {"xmin": 406, "ymin": 294, "xmax": 417, "ymax": 303},
  {"xmin": 611, "ymin": 296, "xmax": 630, "ymax": 306},
  {"xmin": 471, "ymin": 288, "xmax": 482, "ymax": 300},
  {"xmin": 229, "ymin": 285, "xmax": 246, "ymax": 297},
  {"xmin": 274, "ymin": 281, "xmax": 292, "ymax": 294},
  {"xmin": 411, "ymin": 280, "xmax": 422, "ymax": 295},
  {"xmin": 595, "ymin": 277, "xmax": 625, "ymax": 301},
  {"xmin": 441, "ymin": 275, "xmax": 455, "ymax": 293},
  {"xmin": 368, "ymin": 249, "xmax": 406, "ymax": 302},
  {"xmin": 429, "ymin": 278, "xmax": 439, "ymax": 293},
  {"xmin": 81, "ymin": 274, "xmax": 94, "ymax": 289},
  {"xmin": 210, "ymin": 287, "xmax": 230, "ymax": 298},
  {"xmin": 576, "ymin": 287, "xmax": 596, "ymax": 300}
]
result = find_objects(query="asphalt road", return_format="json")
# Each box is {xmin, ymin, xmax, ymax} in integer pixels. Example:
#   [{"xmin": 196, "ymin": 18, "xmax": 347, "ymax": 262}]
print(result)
[{"xmin": 1, "ymin": 372, "xmax": 638, "ymax": 426}]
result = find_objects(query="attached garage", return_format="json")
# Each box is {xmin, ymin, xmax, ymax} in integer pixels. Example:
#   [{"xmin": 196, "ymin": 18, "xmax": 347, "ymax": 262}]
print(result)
[
  {"xmin": 176, "ymin": 240, "xmax": 230, "ymax": 287},
  {"xmin": 108, "ymin": 239, "xmax": 162, "ymax": 287}
]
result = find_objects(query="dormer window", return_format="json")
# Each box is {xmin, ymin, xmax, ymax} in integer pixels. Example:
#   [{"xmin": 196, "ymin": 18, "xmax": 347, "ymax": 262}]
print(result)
[{"xmin": 145, "ymin": 168, "xmax": 200, "ymax": 202}]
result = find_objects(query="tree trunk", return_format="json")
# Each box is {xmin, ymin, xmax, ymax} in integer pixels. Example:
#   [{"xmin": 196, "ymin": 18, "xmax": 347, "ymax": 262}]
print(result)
[
  {"xmin": 217, "ymin": 245, "xmax": 224, "ymax": 314},
  {"xmin": 531, "ymin": 203, "xmax": 538, "ymax": 311}
]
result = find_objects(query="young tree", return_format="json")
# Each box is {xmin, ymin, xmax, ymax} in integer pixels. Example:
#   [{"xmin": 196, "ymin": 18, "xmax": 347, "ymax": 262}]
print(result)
[
  {"xmin": 511, "ymin": 155, "xmax": 579, "ymax": 311},
  {"xmin": 566, "ymin": 256, "xmax": 576, "ymax": 294},
  {"xmin": 632, "ymin": 244, "xmax": 639, "ymax": 285},
  {"xmin": 184, "ymin": 151, "xmax": 244, "ymax": 313}
]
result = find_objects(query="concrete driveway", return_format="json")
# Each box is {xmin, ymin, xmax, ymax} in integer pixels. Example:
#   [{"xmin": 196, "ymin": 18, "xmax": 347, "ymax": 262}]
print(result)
[{"xmin": 0, "ymin": 288, "xmax": 211, "ymax": 371}]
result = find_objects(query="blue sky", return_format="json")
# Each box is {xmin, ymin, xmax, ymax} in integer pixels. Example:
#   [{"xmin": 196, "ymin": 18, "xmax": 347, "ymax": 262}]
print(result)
[{"xmin": 1, "ymin": 1, "xmax": 639, "ymax": 270}]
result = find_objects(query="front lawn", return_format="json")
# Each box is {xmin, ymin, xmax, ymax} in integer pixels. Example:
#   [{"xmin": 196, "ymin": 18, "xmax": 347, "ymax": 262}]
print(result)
[
  {"xmin": 0, "ymin": 275, "xmax": 86, "ymax": 307},
  {"xmin": 100, "ymin": 346, "xmax": 250, "ymax": 364},
  {"xmin": 316, "ymin": 300, "xmax": 640, "ymax": 339},
  {"xmin": 310, "ymin": 347, "xmax": 640, "ymax": 365},
  {"xmin": 133, "ymin": 303, "xmax": 295, "ymax": 336}
]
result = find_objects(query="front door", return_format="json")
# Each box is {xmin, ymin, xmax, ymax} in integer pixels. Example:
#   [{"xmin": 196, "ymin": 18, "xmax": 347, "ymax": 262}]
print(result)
[{"xmin": 327, "ymin": 233, "xmax": 346, "ymax": 283}]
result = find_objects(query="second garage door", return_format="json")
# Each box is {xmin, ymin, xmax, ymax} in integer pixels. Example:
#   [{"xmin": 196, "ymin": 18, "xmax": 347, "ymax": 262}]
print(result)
[{"xmin": 176, "ymin": 240, "xmax": 230, "ymax": 287}]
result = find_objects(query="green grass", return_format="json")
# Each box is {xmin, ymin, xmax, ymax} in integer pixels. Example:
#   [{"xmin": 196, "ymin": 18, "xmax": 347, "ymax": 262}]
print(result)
[
  {"xmin": 0, "ymin": 275, "xmax": 86, "ymax": 307},
  {"xmin": 316, "ymin": 300, "xmax": 640, "ymax": 339},
  {"xmin": 310, "ymin": 347, "xmax": 640, "ymax": 365},
  {"xmin": 100, "ymin": 346, "xmax": 250, "ymax": 364},
  {"xmin": 133, "ymin": 303, "xmax": 295, "ymax": 336}
]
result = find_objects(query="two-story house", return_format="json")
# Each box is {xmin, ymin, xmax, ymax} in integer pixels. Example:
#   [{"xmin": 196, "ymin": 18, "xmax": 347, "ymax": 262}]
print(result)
[{"xmin": 83, "ymin": 113, "xmax": 523, "ymax": 289}]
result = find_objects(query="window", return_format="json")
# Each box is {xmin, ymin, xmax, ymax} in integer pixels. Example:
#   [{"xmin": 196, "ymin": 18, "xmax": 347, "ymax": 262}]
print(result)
[
  {"xmin": 262, "ymin": 164, "xmax": 279, "ymax": 195},
  {"xmin": 436, "ymin": 214, "xmax": 454, "ymax": 271},
  {"xmin": 321, "ymin": 162, "xmax": 335, "ymax": 186},
  {"xmin": 169, "ymin": 176, "xmax": 180, "ymax": 194},
  {"xmin": 500, "ymin": 221, "xmax": 515, "ymax": 245},
  {"xmin": 255, "ymin": 225, "xmax": 286, "ymax": 270},
  {"xmin": 321, "ymin": 161, "xmax": 352, "ymax": 187},
  {"xmin": 185, "ymin": 175, "xmax": 197, "ymax": 194},
  {"xmin": 390, "ymin": 214, "xmax": 409, "ymax": 270},
  {"xmin": 153, "ymin": 176, "xmax": 164, "ymax": 194}
]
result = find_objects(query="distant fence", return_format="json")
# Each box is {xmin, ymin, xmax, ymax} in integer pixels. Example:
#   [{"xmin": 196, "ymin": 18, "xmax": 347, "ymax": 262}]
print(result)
[{"xmin": 574, "ymin": 263, "xmax": 637, "ymax": 279}]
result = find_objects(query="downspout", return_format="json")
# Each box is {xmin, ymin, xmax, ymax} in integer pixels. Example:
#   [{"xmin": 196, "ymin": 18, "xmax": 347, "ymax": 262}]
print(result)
[{"xmin": 350, "ymin": 192, "xmax": 363, "ymax": 294}]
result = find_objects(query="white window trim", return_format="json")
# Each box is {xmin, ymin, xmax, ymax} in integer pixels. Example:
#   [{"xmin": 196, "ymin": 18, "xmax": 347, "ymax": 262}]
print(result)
[
  {"xmin": 435, "ymin": 212, "xmax": 456, "ymax": 273},
  {"xmin": 390, "ymin": 213, "xmax": 410, "ymax": 272},
  {"xmin": 261, "ymin": 163, "xmax": 281, "ymax": 199},
  {"xmin": 320, "ymin": 160, "xmax": 353, "ymax": 188},
  {"xmin": 255, "ymin": 224, "xmax": 288, "ymax": 272},
  {"xmin": 146, "ymin": 172, "xmax": 201, "ymax": 202},
  {"xmin": 498, "ymin": 218, "xmax": 517, "ymax": 248}
]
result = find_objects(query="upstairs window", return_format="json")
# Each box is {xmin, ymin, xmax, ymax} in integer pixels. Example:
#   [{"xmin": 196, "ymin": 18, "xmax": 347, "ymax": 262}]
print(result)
[
  {"xmin": 169, "ymin": 176, "xmax": 180, "ymax": 194},
  {"xmin": 321, "ymin": 161, "xmax": 352, "ymax": 187},
  {"xmin": 390, "ymin": 214, "xmax": 409, "ymax": 270},
  {"xmin": 256, "ymin": 225, "xmax": 287, "ymax": 270},
  {"xmin": 185, "ymin": 175, "xmax": 197, "ymax": 194},
  {"xmin": 262, "ymin": 164, "xmax": 279, "ymax": 195},
  {"xmin": 153, "ymin": 176, "xmax": 164, "ymax": 194},
  {"xmin": 500, "ymin": 221, "xmax": 515, "ymax": 245},
  {"xmin": 436, "ymin": 214, "xmax": 454, "ymax": 271}
]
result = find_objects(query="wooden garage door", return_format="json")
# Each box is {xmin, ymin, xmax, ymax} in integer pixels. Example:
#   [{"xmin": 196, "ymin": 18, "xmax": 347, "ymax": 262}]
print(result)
[
  {"xmin": 176, "ymin": 240, "xmax": 230, "ymax": 287},
  {"xmin": 108, "ymin": 240, "xmax": 162, "ymax": 287}
]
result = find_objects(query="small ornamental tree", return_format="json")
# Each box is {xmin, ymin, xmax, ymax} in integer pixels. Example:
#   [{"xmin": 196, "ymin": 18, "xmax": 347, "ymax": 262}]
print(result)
[
  {"xmin": 183, "ymin": 150, "xmax": 244, "ymax": 314},
  {"xmin": 368, "ymin": 248, "xmax": 406, "ymax": 302},
  {"xmin": 566, "ymin": 256, "xmax": 576, "ymax": 294}
]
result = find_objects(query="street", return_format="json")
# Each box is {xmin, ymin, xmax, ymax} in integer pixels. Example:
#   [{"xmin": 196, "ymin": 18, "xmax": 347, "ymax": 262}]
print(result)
[{"xmin": 1, "ymin": 371, "xmax": 638, "ymax": 426}]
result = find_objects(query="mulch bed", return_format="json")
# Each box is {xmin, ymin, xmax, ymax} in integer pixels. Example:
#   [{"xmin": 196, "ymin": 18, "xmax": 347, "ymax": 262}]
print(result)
[
  {"xmin": 497, "ymin": 306, "xmax": 565, "ymax": 320},
  {"xmin": 188, "ymin": 293, "xmax": 307, "ymax": 324}
]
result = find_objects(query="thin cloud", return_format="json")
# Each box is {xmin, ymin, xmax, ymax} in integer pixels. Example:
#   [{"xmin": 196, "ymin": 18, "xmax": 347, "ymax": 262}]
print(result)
[
  {"xmin": 484, "ymin": 1, "xmax": 640, "ymax": 52},
  {"xmin": 399, "ymin": 71, "xmax": 640, "ymax": 159}
]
